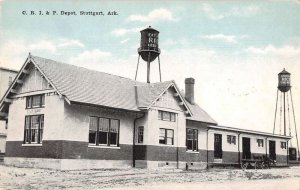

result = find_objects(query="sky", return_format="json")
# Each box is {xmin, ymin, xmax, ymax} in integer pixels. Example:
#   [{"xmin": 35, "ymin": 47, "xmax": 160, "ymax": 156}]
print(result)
[{"xmin": 0, "ymin": 0, "xmax": 300, "ymax": 145}]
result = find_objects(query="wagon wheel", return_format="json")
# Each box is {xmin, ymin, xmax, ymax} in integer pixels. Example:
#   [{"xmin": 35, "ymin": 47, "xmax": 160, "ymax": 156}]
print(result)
[
  {"xmin": 256, "ymin": 162, "xmax": 264, "ymax": 169},
  {"xmin": 260, "ymin": 162, "xmax": 265, "ymax": 169},
  {"xmin": 241, "ymin": 162, "xmax": 248, "ymax": 169}
]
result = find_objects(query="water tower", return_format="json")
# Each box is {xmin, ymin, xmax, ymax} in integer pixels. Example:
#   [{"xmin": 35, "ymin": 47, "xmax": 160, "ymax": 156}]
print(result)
[
  {"xmin": 135, "ymin": 26, "xmax": 161, "ymax": 83},
  {"xmin": 273, "ymin": 68, "xmax": 299, "ymax": 160},
  {"xmin": 278, "ymin": 69, "xmax": 291, "ymax": 93}
]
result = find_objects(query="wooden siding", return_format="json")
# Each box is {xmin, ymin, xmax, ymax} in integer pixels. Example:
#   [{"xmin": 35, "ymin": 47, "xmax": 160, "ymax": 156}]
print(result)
[
  {"xmin": 153, "ymin": 88, "xmax": 183, "ymax": 111},
  {"xmin": 17, "ymin": 67, "xmax": 52, "ymax": 94}
]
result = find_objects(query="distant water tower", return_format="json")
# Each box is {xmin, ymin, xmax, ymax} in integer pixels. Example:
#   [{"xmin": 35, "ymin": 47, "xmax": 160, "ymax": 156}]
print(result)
[
  {"xmin": 278, "ymin": 69, "xmax": 291, "ymax": 93},
  {"xmin": 273, "ymin": 68, "xmax": 299, "ymax": 160},
  {"xmin": 276, "ymin": 69, "xmax": 291, "ymax": 136},
  {"xmin": 135, "ymin": 26, "xmax": 161, "ymax": 83}
]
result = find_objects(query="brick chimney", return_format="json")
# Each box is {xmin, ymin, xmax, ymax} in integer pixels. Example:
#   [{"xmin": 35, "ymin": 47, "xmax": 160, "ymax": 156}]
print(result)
[{"xmin": 185, "ymin": 78, "xmax": 195, "ymax": 105}]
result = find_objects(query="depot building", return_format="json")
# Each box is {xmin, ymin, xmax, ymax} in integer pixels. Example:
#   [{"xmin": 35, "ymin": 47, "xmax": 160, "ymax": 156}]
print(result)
[{"xmin": 0, "ymin": 54, "xmax": 291, "ymax": 170}]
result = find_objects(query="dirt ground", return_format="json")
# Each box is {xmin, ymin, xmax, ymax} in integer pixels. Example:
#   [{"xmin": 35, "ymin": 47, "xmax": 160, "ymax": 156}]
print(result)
[{"xmin": 0, "ymin": 164, "xmax": 300, "ymax": 190}]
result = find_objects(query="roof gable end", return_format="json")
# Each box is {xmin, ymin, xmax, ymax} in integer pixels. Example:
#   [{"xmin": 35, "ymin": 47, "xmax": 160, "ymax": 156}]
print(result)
[
  {"xmin": 0, "ymin": 54, "xmax": 64, "ymax": 119},
  {"xmin": 138, "ymin": 81, "xmax": 193, "ymax": 116}
]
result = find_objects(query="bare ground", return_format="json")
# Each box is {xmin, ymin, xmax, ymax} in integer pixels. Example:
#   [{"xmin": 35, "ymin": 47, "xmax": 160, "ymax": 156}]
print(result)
[{"xmin": 0, "ymin": 164, "xmax": 300, "ymax": 190}]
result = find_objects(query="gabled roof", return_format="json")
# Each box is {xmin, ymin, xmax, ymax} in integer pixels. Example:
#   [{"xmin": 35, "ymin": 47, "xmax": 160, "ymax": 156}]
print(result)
[
  {"xmin": 31, "ymin": 55, "xmax": 141, "ymax": 111},
  {"xmin": 31, "ymin": 55, "xmax": 194, "ymax": 115},
  {"xmin": 136, "ymin": 81, "xmax": 193, "ymax": 115},
  {"xmin": 0, "ymin": 54, "xmax": 217, "ymax": 124},
  {"xmin": 135, "ymin": 81, "xmax": 173, "ymax": 108}
]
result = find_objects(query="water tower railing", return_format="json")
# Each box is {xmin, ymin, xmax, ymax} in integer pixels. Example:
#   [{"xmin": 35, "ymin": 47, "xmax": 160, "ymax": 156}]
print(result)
[{"xmin": 138, "ymin": 47, "xmax": 161, "ymax": 54}]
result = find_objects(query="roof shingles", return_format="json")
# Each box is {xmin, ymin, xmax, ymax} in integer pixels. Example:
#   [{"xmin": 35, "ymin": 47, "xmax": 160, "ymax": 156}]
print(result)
[{"xmin": 31, "ymin": 55, "xmax": 217, "ymax": 124}]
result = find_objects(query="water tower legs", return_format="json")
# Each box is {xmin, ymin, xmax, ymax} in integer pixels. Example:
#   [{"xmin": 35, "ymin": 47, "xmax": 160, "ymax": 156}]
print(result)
[
  {"xmin": 147, "ymin": 52, "xmax": 151, "ymax": 83},
  {"xmin": 284, "ymin": 92, "xmax": 286, "ymax": 136},
  {"xmin": 273, "ymin": 89, "xmax": 279, "ymax": 134},
  {"xmin": 135, "ymin": 55, "xmax": 140, "ymax": 81},
  {"xmin": 274, "ymin": 87, "xmax": 300, "ymax": 160},
  {"xmin": 290, "ymin": 89, "xmax": 300, "ymax": 160},
  {"xmin": 158, "ymin": 55, "xmax": 162, "ymax": 82}
]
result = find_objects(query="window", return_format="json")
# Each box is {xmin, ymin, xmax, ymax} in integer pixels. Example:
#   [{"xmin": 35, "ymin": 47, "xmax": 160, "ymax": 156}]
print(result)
[
  {"xmin": 158, "ymin": 110, "xmax": 176, "ymax": 122},
  {"xmin": 138, "ymin": 126, "xmax": 144, "ymax": 143},
  {"xmin": 23, "ymin": 115, "xmax": 44, "ymax": 144},
  {"xmin": 281, "ymin": 142, "xmax": 287, "ymax": 149},
  {"xmin": 89, "ymin": 117, "xmax": 120, "ymax": 146},
  {"xmin": 26, "ymin": 94, "xmax": 45, "ymax": 108},
  {"xmin": 159, "ymin": 128, "xmax": 174, "ymax": 145},
  {"xmin": 227, "ymin": 135, "xmax": 236, "ymax": 145},
  {"xmin": 257, "ymin": 139, "xmax": 264, "ymax": 147},
  {"xmin": 186, "ymin": 128, "xmax": 198, "ymax": 151},
  {"xmin": 89, "ymin": 117, "xmax": 98, "ymax": 145}
]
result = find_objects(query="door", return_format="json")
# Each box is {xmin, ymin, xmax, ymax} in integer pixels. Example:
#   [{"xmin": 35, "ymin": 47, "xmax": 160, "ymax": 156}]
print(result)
[
  {"xmin": 242, "ymin": 137, "xmax": 251, "ymax": 159},
  {"xmin": 269, "ymin": 140, "xmax": 276, "ymax": 161},
  {"xmin": 289, "ymin": 147, "xmax": 297, "ymax": 161},
  {"xmin": 214, "ymin": 134, "xmax": 222, "ymax": 159}
]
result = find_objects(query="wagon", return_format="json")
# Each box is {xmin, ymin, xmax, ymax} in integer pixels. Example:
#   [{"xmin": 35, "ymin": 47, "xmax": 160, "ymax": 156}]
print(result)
[{"xmin": 241, "ymin": 155, "xmax": 275, "ymax": 169}]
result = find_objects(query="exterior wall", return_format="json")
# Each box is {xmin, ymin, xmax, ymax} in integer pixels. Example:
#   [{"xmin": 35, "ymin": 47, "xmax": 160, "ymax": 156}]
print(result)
[
  {"xmin": 208, "ymin": 130, "xmax": 239, "ymax": 152},
  {"xmin": 62, "ymin": 103, "xmax": 136, "ymax": 163},
  {"xmin": 5, "ymin": 96, "xmax": 137, "ymax": 169},
  {"xmin": 239, "ymin": 134, "xmax": 288, "ymax": 164},
  {"xmin": 147, "ymin": 88, "xmax": 186, "ymax": 147},
  {"xmin": 6, "ymin": 92, "xmax": 64, "ymax": 142},
  {"xmin": 0, "ymin": 134, "xmax": 6, "ymax": 153},
  {"xmin": 206, "ymin": 128, "xmax": 289, "ymax": 165},
  {"xmin": 0, "ymin": 68, "xmax": 18, "ymax": 99},
  {"xmin": 207, "ymin": 129, "xmax": 239, "ymax": 163},
  {"xmin": 5, "ymin": 66, "xmax": 60, "ymax": 155},
  {"xmin": 267, "ymin": 137, "xmax": 289, "ymax": 165},
  {"xmin": 5, "ymin": 92, "xmax": 65, "ymax": 158},
  {"xmin": 134, "ymin": 88, "xmax": 188, "ymax": 168},
  {"xmin": 184, "ymin": 120, "xmax": 209, "ymax": 168},
  {"xmin": 4, "ymin": 157, "xmax": 132, "ymax": 170},
  {"xmin": 0, "ymin": 120, "xmax": 7, "ymax": 134},
  {"xmin": 239, "ymin": 133, "xmax": 267, "ymax": 156},
  {"xmin": 0, "ymin": 120, "xmax": 7, "ymax": 153},
  {"xmin": 64, "ymin": 103, "xmax": 136, "ymax": 144},
  {"xmin": 0, "ymin": 68, "xmax": 18, "ymax": 153}
]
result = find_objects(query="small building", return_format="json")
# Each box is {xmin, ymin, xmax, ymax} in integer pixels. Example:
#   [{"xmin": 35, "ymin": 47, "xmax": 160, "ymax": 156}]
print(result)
[
  {"xmin": 0, "ymin": 55, "xmax": 291, "ymax": 170},
  {"xmin": 206, "ymin": 125, "xmax": 290, "ymax": 166},
  {"xmin": 0, "ymin": 67, "xmax": 18, "ymax": 153}
]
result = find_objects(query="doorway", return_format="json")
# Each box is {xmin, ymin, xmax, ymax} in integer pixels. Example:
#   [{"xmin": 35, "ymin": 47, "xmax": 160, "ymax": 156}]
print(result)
[
  {"xmin": 242, "ymin": 137, "xmax": 251, "ymax": 159},
  {"xmin": 214, "ymin": 134, "xmax": 222, "ymax": 159},
  {"xmin": 269, "ymin": 140, "xmax": 276, "ymax": 161},
  {"xmin": 289, "ymin": 147, "xmax": 297, "ymax": 161}
]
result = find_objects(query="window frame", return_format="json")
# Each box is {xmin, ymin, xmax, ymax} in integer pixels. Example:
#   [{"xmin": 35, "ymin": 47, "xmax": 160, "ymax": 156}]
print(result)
[
  {"xmin": 88, "ymin": 116, "xmax": 120, "ymax": 147},
  {"xmin": 227, "ymin": 135, "xmax": 236, "ymax": 145},
  {"xmin": 257, "ymin": 139, "xmax": 264, "ymax": 148},
  {"xmin": 137, "ymin": 126, "xmax": 144, "ymax": 144},
  {"xmin": 159, "ymin": 128, "xmax": 174, "ymax": 145},
  {"xmin": 23, "ymin": 114, "xmax": 44, "ymax": 144},
  {"xmin": 280, "ymin": 141, "xmax": 287, "ymax": 149},
  {"xmin": 186, "ymin": 128, "xmax": 198, "ymax": 151},
  {"xmin": 26, "ymin": 94, "xmax": 45, "ymax": 109},
  {"xmin": 158, "ymin": 110, "xmax": 176, "ymax": 122},
  {"xmin": 98, "ymin": 117, "xmax": 110, "ymax": 146}
]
